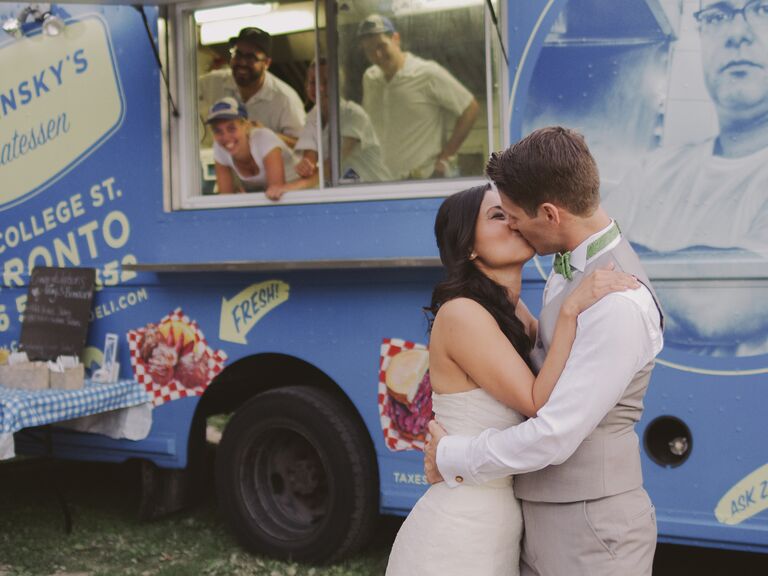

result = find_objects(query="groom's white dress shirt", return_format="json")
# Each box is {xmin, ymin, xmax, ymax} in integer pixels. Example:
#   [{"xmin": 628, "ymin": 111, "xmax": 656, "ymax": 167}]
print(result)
[{"xmin": 436, "ymin": 222, "xmax": 664, "ymax": 487}]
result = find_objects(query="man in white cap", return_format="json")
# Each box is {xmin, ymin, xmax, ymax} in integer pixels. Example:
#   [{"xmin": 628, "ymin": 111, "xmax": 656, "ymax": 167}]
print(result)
[
  {"xmin": 357, "ymin": 14, "xmax": 479, "ymax": 180},
  {"xmin": 198, "ymin": 27, "xmax": 306, "ymax": 148}
]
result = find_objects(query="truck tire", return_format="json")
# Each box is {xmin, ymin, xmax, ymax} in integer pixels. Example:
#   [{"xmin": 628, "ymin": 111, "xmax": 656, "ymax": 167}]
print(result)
[{"xmin": 215, "ymin": 386, "xmax": 378, "ymax": 564}]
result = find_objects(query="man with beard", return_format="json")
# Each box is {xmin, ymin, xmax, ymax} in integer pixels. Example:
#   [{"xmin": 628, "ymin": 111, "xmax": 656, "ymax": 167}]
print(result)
[
  {"xmin": 198, "ymin": 27, "xmax": 306, "ymax": 148},
  {"xmin": 603, "ymin": 0, "xmax": 768, "ymax": 355}
]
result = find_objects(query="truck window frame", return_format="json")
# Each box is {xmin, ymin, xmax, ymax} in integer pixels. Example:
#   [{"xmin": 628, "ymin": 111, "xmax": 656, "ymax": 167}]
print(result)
[{"xmin": 167, "ymin": 0, "xmax": 508, "ymax": 210}]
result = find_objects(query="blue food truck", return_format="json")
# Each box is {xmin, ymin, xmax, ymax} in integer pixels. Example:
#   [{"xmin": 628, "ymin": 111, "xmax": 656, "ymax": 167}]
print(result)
[{"xmin": 1, "ymin": 0, "xmax": 767, "ymax": 562}]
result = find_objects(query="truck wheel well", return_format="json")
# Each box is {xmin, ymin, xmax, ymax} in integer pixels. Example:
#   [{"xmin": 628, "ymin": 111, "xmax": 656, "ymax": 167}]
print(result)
[
  {"xmin": 195, "ymin": 354, "xmax": 375, "ymax": 462},
  {"xmin": 196, "ymin": 353, "xmax": 357, "ymax": 419}
]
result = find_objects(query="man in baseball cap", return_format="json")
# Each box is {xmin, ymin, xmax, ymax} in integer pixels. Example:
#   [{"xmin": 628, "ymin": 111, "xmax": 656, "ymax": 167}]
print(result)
[
  {"xmin": 229, "ymin": 27, "xmax": 272, "ymax": 57},
  {"xmin": 356, "ymin": 14, "xmax": 396, "ymax": 37},
  {"xmin": 357, "ymin": 13, "xmax": 479, "ymax": 180},
  {"xmin": 198, "ymin": 26, "xmax": 305, "ymax": 148}
]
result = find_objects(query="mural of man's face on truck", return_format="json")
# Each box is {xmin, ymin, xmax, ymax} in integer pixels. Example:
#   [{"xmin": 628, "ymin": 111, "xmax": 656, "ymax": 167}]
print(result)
[{"xmin": 523, "ymin": 0, "xmax": 768, "ymax": 358}]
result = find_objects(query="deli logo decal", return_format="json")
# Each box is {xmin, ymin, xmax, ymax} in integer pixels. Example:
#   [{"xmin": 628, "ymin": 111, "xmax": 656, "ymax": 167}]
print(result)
[{"xmin": 0, "ymin": 16, "xmax": 124, "ymax": 210}]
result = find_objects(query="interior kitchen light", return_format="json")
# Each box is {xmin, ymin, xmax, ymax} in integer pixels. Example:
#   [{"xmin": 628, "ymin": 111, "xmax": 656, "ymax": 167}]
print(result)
[
  {"xmin": 394, "ymin": 0, "xmax": 483, "ymax": 15},
  {"xmin": 199, "ymin": 6, "xmax": 314, "ymax": 45},
  {"xmin": 194, "ymin": 3, "xmax": 274, "ymax": 24}
]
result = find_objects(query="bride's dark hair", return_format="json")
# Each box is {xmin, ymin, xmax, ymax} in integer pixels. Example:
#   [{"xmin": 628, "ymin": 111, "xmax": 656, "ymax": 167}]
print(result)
[{"xmin": 428, "ymin": 184, "xmax": 532, "ymax": 368}]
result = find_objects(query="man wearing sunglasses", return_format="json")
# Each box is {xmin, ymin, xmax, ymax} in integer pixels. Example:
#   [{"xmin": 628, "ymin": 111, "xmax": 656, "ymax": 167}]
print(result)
[
  {"xmin": 199, "ymin": 27, "xmax": 306, "ymax": 148},
  {"xmin": 604, "ymin": 0, "xmax": 768, "ymax": 357}
]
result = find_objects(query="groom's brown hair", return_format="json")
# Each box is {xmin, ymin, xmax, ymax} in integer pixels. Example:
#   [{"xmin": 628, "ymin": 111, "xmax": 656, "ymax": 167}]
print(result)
[{"xmin": 486, "ymin": 126, "xmax": 600, "ymax": 217}]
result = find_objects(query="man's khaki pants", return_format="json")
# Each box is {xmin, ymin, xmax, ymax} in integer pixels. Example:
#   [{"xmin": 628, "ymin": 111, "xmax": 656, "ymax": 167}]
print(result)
[{"xmin": 520, "ymin": 487, "xmax": 656, "ymax": 576}]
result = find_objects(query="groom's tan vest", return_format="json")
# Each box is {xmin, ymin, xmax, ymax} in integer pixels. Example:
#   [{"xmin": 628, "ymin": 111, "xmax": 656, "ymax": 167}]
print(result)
[{"xmin": 515, "ymin": 239, "xmax": 663, "ymax": 503}]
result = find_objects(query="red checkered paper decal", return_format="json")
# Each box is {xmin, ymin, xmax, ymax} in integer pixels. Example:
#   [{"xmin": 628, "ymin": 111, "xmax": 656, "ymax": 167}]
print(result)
[
  {"xmin": 379, "ymin": 338, "xmax": 432, "ymax": 452},
  {"xmin": 127, "ymin": 309, "xmax": 227, "ymax": 406}
]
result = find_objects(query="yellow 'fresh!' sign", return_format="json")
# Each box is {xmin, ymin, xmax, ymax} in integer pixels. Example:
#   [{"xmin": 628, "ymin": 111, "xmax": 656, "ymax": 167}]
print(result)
[
  {"xmin": 219, "ymin": 280, "xmax": 290, "ymax": 344},
  {"xmin": 714, "ymin": 463, "xmax": 768, "ymax": 526},
  {"xmin": 0, "ymin": 16, "xmax": 123, "ymax": 209}
]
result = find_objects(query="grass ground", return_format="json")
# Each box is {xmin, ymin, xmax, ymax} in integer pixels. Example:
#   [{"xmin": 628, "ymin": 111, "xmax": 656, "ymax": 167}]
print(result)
[
  {"xmin": 0, "ymin": 449, "xmax": 765, "ymax": 575},
  {"xmin": 0, "ymin": 456, "xmax": 400, "ymax": 576}
]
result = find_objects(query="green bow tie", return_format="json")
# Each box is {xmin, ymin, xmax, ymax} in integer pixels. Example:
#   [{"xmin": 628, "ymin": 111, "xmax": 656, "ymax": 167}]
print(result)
[
  {"xmin": 552, "ymin": 221, "xmax": 622, "ymax": 281},
  {"xmin": 553, "ymin": 251, "xmax": 573, "ymax": 280}
]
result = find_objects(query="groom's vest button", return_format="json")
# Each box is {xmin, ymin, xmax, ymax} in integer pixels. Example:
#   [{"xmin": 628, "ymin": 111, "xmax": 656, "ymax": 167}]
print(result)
[{"xmin": 455, "ymin": 476, "xmax": 464, "ymax": 483}]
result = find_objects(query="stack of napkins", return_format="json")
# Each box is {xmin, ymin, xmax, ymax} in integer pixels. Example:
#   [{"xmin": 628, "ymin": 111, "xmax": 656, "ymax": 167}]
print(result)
[
  {"xmin": 0, "ymin": 352, "xmax": 84, "ymax": 390},
  {"xmin": 49, "ymin": 355, "xmax": 85, "ymax": 390},
  {"xmin": 0, "ymin": 352, "xmax": 49, "ymax": 389}
]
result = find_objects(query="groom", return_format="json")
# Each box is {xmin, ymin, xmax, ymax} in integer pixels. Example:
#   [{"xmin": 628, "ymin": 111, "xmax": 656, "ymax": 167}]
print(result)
[{"xmin": 424, "ymin": 126, "xmax": 664, "ymax": 575}]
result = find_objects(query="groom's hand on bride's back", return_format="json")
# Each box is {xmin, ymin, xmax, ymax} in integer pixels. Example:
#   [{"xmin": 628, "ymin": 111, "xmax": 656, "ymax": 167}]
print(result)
[{"xmin": 424, "ymin": 420, "xmax": 447, "ymax": 484}]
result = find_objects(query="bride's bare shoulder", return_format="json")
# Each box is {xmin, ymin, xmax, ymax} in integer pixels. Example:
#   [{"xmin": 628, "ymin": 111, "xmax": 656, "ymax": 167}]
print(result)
[{"xmin": 433, "ymin": 298, "xmax": 492, "ymax": 328}]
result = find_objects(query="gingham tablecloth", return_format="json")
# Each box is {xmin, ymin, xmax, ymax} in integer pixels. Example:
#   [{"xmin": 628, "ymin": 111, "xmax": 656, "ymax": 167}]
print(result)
[{"xmin": 0, "ymin": 379, "xmax": 151, "ymax": 435}]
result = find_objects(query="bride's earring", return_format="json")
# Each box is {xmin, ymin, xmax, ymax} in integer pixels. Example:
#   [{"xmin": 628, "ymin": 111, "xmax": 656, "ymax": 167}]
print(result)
[{"xmin": 469, "ymin": 251, "xmax": 477, "ymax": 261}]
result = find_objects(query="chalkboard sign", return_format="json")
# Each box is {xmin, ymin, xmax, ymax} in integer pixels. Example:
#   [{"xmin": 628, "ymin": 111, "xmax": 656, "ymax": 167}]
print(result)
[{"xmin": 19, "ymin": 267, "xmax": 96, "ymax": 361}]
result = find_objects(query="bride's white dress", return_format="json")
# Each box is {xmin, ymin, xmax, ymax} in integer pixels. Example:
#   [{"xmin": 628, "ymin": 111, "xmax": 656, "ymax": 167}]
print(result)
[{"xmin": 386, "ymin": 388, "xmax": 525, "ymax": 576}]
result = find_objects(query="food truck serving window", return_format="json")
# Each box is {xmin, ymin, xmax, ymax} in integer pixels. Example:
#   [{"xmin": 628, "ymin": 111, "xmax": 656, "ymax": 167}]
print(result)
[{"xmin": 170, "ymin": 0, "xmax": 505, "ymax": 208}]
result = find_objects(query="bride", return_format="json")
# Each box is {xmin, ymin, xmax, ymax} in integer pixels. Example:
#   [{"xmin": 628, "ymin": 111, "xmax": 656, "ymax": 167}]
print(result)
[{"xmin": 385, "ymin": 184, "xmax": 638, "ymax": 575}]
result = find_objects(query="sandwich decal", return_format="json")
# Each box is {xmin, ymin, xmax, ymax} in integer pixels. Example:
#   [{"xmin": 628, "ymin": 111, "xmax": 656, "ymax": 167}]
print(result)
[{"xmin": 378, "ymin": 338, "xmax": 433, "ymax": 451}]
